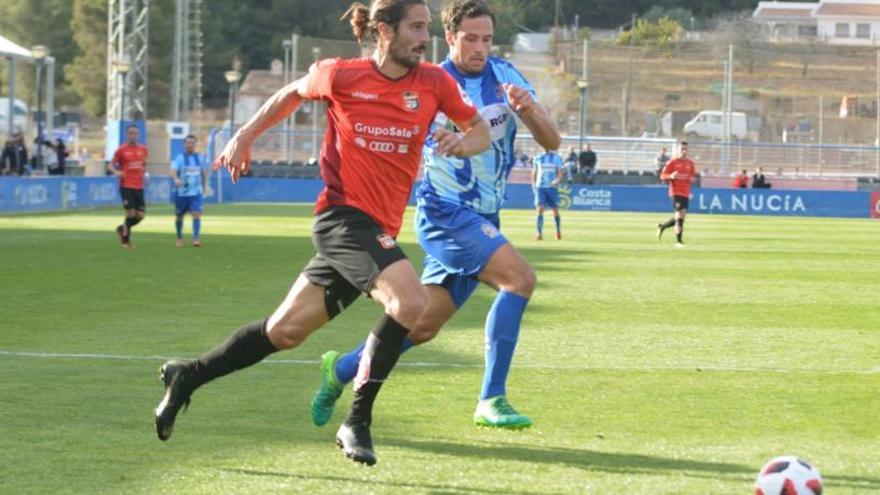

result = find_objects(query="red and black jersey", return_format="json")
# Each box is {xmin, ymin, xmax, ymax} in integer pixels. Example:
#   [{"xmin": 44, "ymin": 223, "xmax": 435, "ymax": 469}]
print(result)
[
  {"xmin": 112, "ymin": 144, "xmax": 149, "ymax": 190},
  {"xmin": 305, "ymin": 57, "xmax": 477, "ymax": 237},
  {"xmin": 661, "ymin": 157, "xmax": 696, "ymax": 198}
]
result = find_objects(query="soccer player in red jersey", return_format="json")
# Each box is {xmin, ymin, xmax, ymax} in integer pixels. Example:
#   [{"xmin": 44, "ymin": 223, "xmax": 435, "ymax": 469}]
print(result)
[
  {"xmin": 657, "ymin": 140, "xmax": 696, "ymax": 248},
  {"xmin": 107, "ymin": 125, "xmax": 148, "ymax": 248},
  {"xmin": 153, "ymin": 0, "xmax": 489, "ymax": 466}
]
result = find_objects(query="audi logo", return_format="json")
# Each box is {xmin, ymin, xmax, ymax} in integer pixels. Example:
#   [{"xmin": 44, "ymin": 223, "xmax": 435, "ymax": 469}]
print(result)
[{"xmin": 369, "ymin": 141, "xmax": 395, "ymax": 153}]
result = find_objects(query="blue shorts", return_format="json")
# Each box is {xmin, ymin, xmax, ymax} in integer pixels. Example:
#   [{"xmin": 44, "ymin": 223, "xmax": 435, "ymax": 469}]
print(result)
[
  {"xmin": 535, "ymin": 187, "xmax": 559, "ymax": 208},
  {"xmin": 175, "ymin": 194, "xmax": 203, "ymax": 215},
  {"xmin": 415, "ymin": 200, "xmax": 507, "ymax": 308}
]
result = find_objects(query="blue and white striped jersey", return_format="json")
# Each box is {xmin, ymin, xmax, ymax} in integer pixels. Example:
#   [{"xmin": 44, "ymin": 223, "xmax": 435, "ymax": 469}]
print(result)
[
  {"xmin": 533, "ymin": 151, "xmax": 564, "ymax": 188},
  {"xmin": 417, "ymin": 56, "xmax": 537, "ymax": 214}
]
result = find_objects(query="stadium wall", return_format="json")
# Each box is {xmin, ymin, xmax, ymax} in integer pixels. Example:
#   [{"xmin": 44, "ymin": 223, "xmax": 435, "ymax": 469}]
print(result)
[{"xmin": 1, "ymin": 177, "xmax": 877, "ymax": 219}]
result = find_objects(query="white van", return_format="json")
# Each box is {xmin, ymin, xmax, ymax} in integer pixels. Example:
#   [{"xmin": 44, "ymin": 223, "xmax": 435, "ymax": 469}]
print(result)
[
  {"xmin": 0, "ymin": 98, "xmax": 29, "ymax": 135},
  {"xmin": 683, "ymin": 111, "xmax": 747, "ymax": 141}
]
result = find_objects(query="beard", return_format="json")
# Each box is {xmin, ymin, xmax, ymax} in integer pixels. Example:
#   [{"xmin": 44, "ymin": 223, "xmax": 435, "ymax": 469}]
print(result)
[{"xmin": 389, "ymin": 38, "xmax": 425, "ymax": 69}]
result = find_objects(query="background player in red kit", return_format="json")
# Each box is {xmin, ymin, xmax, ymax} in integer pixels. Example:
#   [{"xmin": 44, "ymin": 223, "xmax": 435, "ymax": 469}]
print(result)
[
  {"xmin": 107, "ymin": 125, "xmax": 148, "ymax": 248},
  {"xmin": 153, "ymin": 0, "xmax": 489, "ymax": 467},
  {"xmin": 657, "ymin": 140, "xmax": 696, "ymax": 248}
]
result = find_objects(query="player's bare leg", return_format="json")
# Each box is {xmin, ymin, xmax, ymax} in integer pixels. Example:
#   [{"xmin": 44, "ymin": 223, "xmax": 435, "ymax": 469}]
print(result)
[
  {"xmin": 155, "ymin": 274, "xmax": 329, "ymax": 441},
  {"xmin": 336, "ymin": 259, "xmax": 426, "ymax": 466}
]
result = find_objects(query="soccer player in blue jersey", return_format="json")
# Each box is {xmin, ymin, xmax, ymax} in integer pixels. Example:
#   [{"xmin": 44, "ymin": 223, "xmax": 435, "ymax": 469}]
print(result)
[
  {"xmin": 170, "ymin": 135, "xmax": 209, "ymax": 247},
  {"xmin": 310, "ymin": 0, "xmax": 560, "ymax": 430},
  {"xmin": 531, "ymin": 148, "xmax": 564, "ymax": 240}
]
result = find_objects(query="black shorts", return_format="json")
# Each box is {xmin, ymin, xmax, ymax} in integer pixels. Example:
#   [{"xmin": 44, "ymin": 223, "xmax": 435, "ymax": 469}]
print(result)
[
  {"xmin": 303, "ymin": 205, "xmax": 408, "ymax": 305},
  {"xmin": 120, "ymin": 187, "xmax": 146, "ymax": 212},
  {"xmin": 672, "ymin": 195, "xmax": 689, "ymax": 211}
]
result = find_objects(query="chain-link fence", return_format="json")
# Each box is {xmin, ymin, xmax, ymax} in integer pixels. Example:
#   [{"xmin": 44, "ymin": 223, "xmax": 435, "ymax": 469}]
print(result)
[{"xmin": 204, "ymin": 33, "xmax": 880, "ymax": 179}]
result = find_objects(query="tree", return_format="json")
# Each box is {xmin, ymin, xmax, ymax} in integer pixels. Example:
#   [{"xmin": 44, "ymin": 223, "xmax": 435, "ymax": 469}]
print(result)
[
  {"xmin": 67, "ymin": 0, "xmax": 106, "ymax": 116},
  {"xmin": 617, "ymin": 17, "xmax": 684, "ymax": 49},
  {"xmin": 0, "ymin": 0, "xmax": 77, "ymax": 105}
]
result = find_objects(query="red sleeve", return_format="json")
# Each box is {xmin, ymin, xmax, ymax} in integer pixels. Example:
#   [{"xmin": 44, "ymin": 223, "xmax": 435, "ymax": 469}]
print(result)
[
  {"xmin": 112, "ymin": 148, "xmax": 122, "ymax": 167},
  {"xmin": 304, "ymin": 58, "xmax": 338, "ymax": 101},
  {"xmin": 660, "ymin": 160, "xmax": 674, "ymax": 179},
  {"xmin": 437, "ymin": 71, "xmax": 477, "ymax": 127}
]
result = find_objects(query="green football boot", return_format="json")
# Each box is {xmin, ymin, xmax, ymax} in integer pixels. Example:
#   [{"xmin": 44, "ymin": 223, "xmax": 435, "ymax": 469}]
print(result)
[
  {"xmin": 473, "ymin": 395, "xmax": 533, "ymax": 429},
  {"xmin": 310, "ymin": 350, "xmax": 344, "ymax": 427}
]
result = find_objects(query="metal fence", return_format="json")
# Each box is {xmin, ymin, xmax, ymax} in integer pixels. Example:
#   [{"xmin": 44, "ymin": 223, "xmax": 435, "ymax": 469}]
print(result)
[
  {"xmin": 209, "ymin": 126, "xmax": 880, "ymax": 180},
  {"xmin": 557, "ymin": 36, "xmax": 880, "ymax": 149},
  {"xmin": 203, "ymin": 30, "xmax": 880, "ymax": 180}
]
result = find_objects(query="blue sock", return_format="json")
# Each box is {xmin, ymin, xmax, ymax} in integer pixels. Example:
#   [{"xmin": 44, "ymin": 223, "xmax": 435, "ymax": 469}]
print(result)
[
  {"xmin": 536, "ymin": 215, "xmax": 543, "ymax": 236},
  {"xmin": 554, "ymin": 215, "xmax": 561, "ymax": 235},
  {"xmin": 336, "ymin": 338, "xmax": 414, "ymax": 384},
  {"xmin": 193, "ymin": 218, "xmax": 201, "ymax": 240},
  {"xmin": 174, "ymin": 219, "xmax": 183, "ymax": 239},
  {"xmin": 480, "ymin": 290, "xmax": 528, "ymax": 400}
]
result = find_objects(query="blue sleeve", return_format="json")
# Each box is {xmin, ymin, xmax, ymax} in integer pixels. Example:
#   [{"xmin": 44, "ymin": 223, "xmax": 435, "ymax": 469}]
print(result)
[
  {"xmin": 171, "ymin": 154, "xmax": 183, "ymax": 173},
  {"xmin": 491, "ymin": 57, "xmax": 538, "ymax": 102}
]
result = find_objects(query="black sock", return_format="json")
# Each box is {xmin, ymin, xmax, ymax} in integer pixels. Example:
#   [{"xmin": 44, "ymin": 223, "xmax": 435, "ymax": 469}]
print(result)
[
  {"xmin": 345, "ymin": 315, "xmax": 409, "ymax": 426},
  {"xmin": 676, "ymin": 218, "xmax": 684, "ymax": 242},
  {"xmin": 187, "ymin": 319, "xmax": 278, "ymax": 392},
  {"xmin": 123, "ymin": 217, "xmax": 140, "ymax": 241},
  {"xmin": 660, "ymin": 218, "xmax": 675, "ymax": 230}
]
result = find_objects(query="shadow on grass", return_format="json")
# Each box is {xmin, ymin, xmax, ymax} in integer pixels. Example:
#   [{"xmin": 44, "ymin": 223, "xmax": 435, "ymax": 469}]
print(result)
[
  {"xmin": 382, "ymin": 438, "xmax": 880, "ymax": 491},
  {"xmin": 223, "ymin": 467, "xmax": 538, "ymax": 495}
]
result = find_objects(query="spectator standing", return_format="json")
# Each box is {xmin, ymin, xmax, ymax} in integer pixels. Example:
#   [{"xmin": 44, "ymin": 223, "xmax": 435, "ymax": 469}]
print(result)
[
  {"xmin": 577, "ymin": 143, "xmax": 596, "ymax": 183},
  {"xmin": 563, "ymin": 146, "xmax": 576, "ymax": 183},
  {"xmin": 49, "ymin": 139, "xmax": 69, "ymax": 176},
  {"xmin": 733, "ymin": 169, "xmax": 749, "ymax": 188},
  {"xmin": 2, "ymin": 131, "xmax": 28, "ymax": 176},
  {"xmin": 752, "ymin": 166, "xmax": 771, "ymax": 189},
  {"xmin": 655, "ymin": 146, "xmax": 670, "ymax": 178}
]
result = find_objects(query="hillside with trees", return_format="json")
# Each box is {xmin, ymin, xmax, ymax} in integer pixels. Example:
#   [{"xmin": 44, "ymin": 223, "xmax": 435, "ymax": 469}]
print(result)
[{"xmin": 0, "ymin": 0, "xmax": 765, "ymax": 117}]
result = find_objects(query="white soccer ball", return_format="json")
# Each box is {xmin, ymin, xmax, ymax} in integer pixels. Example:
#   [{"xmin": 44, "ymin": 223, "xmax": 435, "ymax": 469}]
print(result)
[{"xmin": 754, "ymin": 456, "xmax": 823, "ymax": 495}]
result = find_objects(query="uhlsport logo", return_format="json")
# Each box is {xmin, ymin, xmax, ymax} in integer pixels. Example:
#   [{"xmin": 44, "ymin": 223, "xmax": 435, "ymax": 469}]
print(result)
[{"xmin": 871, "ymin": 192, "xmax": 880, "ymax": 219}]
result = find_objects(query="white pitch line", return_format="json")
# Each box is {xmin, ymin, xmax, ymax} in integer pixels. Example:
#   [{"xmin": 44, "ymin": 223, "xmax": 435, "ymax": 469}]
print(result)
[{"xmin": 0, "ymin": 349, "xmax": 876, "ymax": 374}]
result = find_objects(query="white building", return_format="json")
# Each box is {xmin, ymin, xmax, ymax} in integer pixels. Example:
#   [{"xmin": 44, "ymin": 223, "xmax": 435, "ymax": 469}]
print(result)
[
  {"xmin": 753, "ymin": 2, "xmax": 818, "ymax": 40},
  {"xmin": 814, "ymin": 0, "xmax": 880, "ymax": 44},
  {"xmin": 753, "ymin": 0, "xmax": 880, "ymax": 45}
]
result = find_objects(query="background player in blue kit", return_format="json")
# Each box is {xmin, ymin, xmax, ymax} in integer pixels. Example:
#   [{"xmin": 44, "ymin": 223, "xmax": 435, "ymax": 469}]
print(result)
[
  {"xmin": 170, "ymin": 135, "xmax": 208, "ymax": 247},
  {"xmin": 310, "ymin": 0, "xmax": 560, "ymax": 430},
  {"xmin": 531, "ymin": 148, "xmax": 564, "ymax": 240}
]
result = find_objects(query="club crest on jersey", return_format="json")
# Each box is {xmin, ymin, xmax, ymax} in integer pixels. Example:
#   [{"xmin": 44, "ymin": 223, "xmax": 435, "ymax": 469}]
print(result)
[
  {"xmin": 481, "ymin": 223, "xmax": 500, "ymax": 239},
  {"xmin": 376, "ymin": 234, "xmax": 397, "ymax": 249},
  {"xmin": 402, "ymin": 91, "xmax": 420, "ymax": 111}
]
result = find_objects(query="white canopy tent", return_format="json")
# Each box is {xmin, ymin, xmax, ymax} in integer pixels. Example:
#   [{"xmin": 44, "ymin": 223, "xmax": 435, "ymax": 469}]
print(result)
[{"xmin": 0, "ymin": 34, "xmax": 54, "ymax": 139}]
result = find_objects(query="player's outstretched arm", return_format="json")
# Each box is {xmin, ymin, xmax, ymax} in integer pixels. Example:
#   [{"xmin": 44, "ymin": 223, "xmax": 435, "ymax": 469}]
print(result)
[
  {"xmin": 433, "ymin": 114, "xmax": 490, "ymax": 158},
  {"xmin": 505, "ymin": 83, "xmax": 560, "ymax": 151},
  {"xmin": 215, "ymin": 74, "xmax": 313, "ymax": 182}
]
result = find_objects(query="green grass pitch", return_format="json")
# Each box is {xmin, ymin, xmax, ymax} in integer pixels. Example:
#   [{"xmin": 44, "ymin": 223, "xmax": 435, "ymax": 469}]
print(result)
[{"xmin": 1, "ymin": 204, "xmax": 878, "ymax": 494}]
